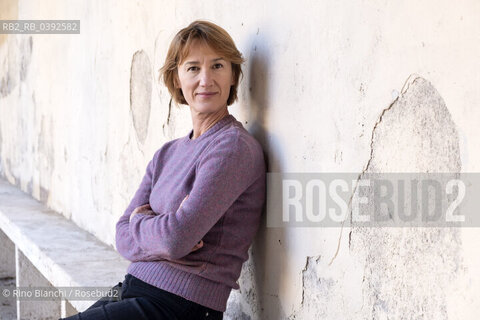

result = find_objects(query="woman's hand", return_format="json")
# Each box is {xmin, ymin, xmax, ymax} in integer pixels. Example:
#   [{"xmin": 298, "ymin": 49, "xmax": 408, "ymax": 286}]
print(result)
[
  {"xmin": 190, "ymin": 240, "xmax": 204, "ymax": 252},
  {"xmin": 179, "ymin": 194, "xmax": 189, "ymax": 208},
  {"xmin": 129, "ymin": 203, "xmax": 155, "ymax": 222},
  {"xmin": 130, "ymin": 196, "xmax": 204, "ymax": 253}
]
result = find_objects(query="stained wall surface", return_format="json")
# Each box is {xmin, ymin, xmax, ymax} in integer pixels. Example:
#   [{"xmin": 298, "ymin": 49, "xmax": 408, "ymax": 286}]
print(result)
[{"xmin": 0, "ymin": 1, "xmax": 479, "ymax": 319}]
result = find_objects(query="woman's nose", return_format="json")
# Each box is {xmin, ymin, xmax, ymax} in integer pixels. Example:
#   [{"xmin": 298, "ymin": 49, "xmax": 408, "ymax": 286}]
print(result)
[{"xmin": 199, "ymin": 69, "xmax": 213, "ymax": 87}]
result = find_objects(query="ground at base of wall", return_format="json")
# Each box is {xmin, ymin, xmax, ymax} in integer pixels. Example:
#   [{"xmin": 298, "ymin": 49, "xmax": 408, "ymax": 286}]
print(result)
[{"xmin": 0, "ymin": 276, "xmax": 16, "ymax": 320}]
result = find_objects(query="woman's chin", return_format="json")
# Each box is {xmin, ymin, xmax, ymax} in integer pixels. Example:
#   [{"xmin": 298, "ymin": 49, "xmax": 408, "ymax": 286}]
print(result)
[{"xmin": 190, "ymin": 105, "xmax": 226, "ymax": 115}]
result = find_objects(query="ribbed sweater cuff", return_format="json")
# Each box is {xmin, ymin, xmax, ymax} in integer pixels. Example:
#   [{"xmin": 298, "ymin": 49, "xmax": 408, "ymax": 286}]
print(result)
[{"xmin": 127, "ymin": 262, "xmax": 232, "ymax": 312}]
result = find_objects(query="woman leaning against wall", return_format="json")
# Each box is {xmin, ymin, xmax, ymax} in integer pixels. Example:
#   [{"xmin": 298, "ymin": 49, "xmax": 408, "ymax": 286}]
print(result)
[{"xmin": 61, "ymin": 20, "xmax": 266, "ymax": 320}]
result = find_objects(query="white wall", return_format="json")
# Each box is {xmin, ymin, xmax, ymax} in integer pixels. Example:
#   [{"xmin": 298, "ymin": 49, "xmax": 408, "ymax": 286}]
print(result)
[{"xmin": 1, "ymin": 0, "xmax": 479, "ymax": 318}]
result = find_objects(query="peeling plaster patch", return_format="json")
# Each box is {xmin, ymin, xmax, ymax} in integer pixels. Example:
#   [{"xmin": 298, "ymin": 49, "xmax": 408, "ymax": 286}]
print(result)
[
  {"xmin": 162, "ymin": 98, "xmax": 173, "ymax": 138},
  {"xmin": 130, "ymin": 50, "xmax": 152, "ymax": 144},
  {"xmin": 225, "ymin": 301, "xmax": 252, "ymax": 320},
  {"xmin": 330, "ymin": 75, "xmax": 461, "ymax": 263},
  {"xmin": 349, "ymin": 76, "xmax": 463, "ymax": 319},
  {"xmin": 300, "ymin": 256, "xmax": 320, "ymax": 306},
  {"xmin": 225, "ymin": 247, "xmax": 260, "ymax": 320},
  {"xmin": 166, "ymin": 98, "xmax": 172, "ymax": 125},
  {"xmin": 19, "ymin": 36, "xmax": 33, "ymax": 81},
  {"xmin": 162, "ymin": 98, "xmax": 185, "ymax": 140},
  {"xmin": 289, "ymin": 255, "xmax": 339, "ymax": 319},
  {"xmin": 367, "ymin": 76, "xmax": 460, "ymax": 172},
  {"xmin": 351, "ymin": 228, "xmax": 462, "ymax": 319}
]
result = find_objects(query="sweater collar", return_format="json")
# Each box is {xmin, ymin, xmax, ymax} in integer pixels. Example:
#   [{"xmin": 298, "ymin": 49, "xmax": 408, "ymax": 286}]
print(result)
[{"xmin": 184, "ymin": 114, "xmax": 235, "ymax": 143}]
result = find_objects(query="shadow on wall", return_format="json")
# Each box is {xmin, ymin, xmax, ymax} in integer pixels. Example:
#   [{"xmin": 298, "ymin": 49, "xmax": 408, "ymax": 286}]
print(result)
[{"xmin": 224, "ymin": 28, "xmax": 290, "ymax": 320}]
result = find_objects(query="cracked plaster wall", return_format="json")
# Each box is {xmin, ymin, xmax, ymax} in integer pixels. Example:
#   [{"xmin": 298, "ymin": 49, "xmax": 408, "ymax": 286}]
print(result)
[
  {"xmin": 0, "ymin": 1, "xmax": 479, "ymax": 319},
  {"xmin": 287, "ymin": 77, "xmax": 472, "ymax": 320}
]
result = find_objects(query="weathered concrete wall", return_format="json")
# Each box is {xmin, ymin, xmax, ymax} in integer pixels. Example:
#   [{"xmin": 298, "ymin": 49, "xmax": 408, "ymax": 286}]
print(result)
[{"xmin": 0, "ymin": 0, "xmax": 479, "ymax": 319}]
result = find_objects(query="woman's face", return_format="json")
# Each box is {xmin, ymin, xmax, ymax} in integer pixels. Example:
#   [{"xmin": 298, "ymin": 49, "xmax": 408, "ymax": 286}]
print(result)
[{"xmin": 176, "ymin": 40, "xmax": 234, "ymax": 115}]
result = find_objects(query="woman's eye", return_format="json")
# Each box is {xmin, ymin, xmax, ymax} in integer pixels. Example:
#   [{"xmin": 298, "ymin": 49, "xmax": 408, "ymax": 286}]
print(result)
[
  {"xmin": 213, "ymin": 63, "xmax": 223, "ymax": 69},
  {"xmin": 187, "ymin": 66, "xmax": 199, "ymax": 72}
]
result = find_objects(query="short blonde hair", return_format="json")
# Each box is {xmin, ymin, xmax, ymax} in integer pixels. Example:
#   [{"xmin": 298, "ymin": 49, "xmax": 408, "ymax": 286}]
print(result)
[{"xmin": 160, "ymin": 20, "xmax": 245, "ymax": 106}]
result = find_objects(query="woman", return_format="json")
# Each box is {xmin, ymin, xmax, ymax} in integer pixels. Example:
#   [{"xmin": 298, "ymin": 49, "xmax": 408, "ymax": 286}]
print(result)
[{"xmin": 63, "ymin": 20, "xmax": 266, "ymax": 319}]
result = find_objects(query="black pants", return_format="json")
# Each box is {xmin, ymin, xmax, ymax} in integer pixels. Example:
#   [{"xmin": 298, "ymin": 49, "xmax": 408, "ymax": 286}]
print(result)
[{"xmin": 61, "ymin": 274, "xmax": 223, "ymax": 320}]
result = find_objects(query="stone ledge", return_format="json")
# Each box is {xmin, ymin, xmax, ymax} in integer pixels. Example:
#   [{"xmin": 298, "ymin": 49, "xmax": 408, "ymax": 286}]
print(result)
[{"xmin": 0, "ymin": 178, "xmax": 129, "ymax": 314}]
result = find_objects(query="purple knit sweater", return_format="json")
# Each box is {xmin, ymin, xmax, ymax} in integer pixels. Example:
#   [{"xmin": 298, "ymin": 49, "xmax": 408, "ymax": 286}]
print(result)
[{"xmin": 115, "ymin": 114, "xmax": 266, "ymax": 312}]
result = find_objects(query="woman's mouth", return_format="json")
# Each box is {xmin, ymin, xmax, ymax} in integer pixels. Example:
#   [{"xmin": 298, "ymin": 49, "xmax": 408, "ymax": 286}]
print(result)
[{"xmin": 196, "ymin": 92, "xmax": 217, "ymax": 97}]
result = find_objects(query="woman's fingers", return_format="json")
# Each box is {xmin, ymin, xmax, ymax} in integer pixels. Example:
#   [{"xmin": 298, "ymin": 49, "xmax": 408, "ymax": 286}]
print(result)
[
  {"xmin": 130, "ymin": 204, "xmax": 153, "ymax": 222},
  {"xmin": 190, "ymin": 240, "xmax": 203, "ymax": 252},
  {"xmin": 179, "ymin": 194, "xmax": 189, "ymax": 209},
  {"xmin": 138, "ymin": 204, "xmax": 152, "ymax": 212},
  {"xmin": 132, "ymin": 203, "xmax": 151, "ymax": 215}
]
